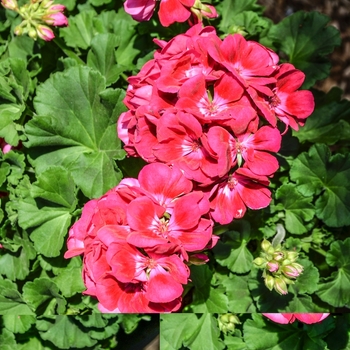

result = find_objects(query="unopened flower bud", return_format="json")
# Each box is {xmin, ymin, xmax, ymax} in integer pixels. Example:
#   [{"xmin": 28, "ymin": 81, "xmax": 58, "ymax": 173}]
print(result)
[
  {"xmin": 36, "ymin": 25, "xmax": 55, "ymax": 41},
  {"xmin": 28, "ymin": 27, "xmax": 37, "ymax": 39},
  {"xmin": 1, "ymin": 0, "xmax": 18, "ymax": 10},
  {"xmin": 43, "ymin": 11, "xmax": 68, "ymax": 26},
  {"xmin": 14, "ymin": 25, "xmax": 23, "ymax": 36},
  {"xmin": 188, "ymin": 253, "xmax": 209, "ymax": 265},
  {"xmin": 274, "ymin": 277, "xmax": 288, "ymax": 295},
  {"xmin": 267, "ymin": 261, "xmax": 279, "ymax": 273},
  {"xmin": 273, "ymin": 251, "xmax": 284, "ymax": 261},
  {"xmin": 218, "ymin": 314, "xmax": 240, "ymax": 334},
  {"xmin": 253, "ymin": 257, "xmax": 266, "ymax": 267},
  {"xmin": 261, "ymin": 239, "xmax": 272, "ymax": 252},
  {"xmin": 286, "ymin": 251, "xmax": 298, "ymax": 261},
  {"xmin": 281, "ymin": 265, "xmax": 301, "ymax": 278},
  {"xmin": 264, "ymin": 274, "xmax": 275, "ymax": 291}
]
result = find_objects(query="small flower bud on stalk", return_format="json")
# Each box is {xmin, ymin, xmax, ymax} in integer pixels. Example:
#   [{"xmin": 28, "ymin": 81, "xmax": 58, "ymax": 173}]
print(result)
[
  {"xmin": 267, "ymin": 261, "xmax": 279, "ymax": 272},
  {"xmin": 274, "ymin": 277, "xmax": 288, "ymax": 295},
  {"xmin": 253, "ymin": 257, "xmax": 266, "ymax": 267},
  {"xmin": 218, "ymin": 314, "xmax": 240, "ymax": 334},
  {"xmin": 264, "ymin": 274, "xmax": 275, "ymax": 291},
  {"xmin": 261, "ymin": 239, "xmax": 272, "ymax": 252},
  {"xmin": 37, "ymin": 25, "xmax": 55, "ymax": 41},
  {"xmin": 1, "ymin": 0, "xmax": 18, "ymax": 10}
]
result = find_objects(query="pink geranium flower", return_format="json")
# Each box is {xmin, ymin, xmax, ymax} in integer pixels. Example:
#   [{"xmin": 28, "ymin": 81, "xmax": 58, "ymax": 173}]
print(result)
[
  {"xmin": 263, "ymin": 313, "xmax": 330, "ymax": 324},
  {"xmin": 124, "ymin": 0, "xmax": 156, "ymax": 22}
]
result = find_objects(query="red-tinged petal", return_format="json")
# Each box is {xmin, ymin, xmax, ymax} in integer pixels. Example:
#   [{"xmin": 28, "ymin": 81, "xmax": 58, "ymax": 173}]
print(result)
[
  {"xmin": 138, "ymin": 163, "xmax": 193, "ymax": 207},
  {"xmin": 127, "ymin": 196, "xmax": 164, "ymax": 231},
  {"xmin": 171, "ymin": 218, "xmax": 213, "ymax": 251},
  {"xmin": 283, "ymin": 90, "xmax": 315, "ymax": 119},
  {"xmin": 207, "ymin": 126, "xmax": 236, "ymax": 175},
  {"xmin": 127, "ymin": 230, "xmax": 169, "ymax": 248},
  {"xmin": 124, "ymin": 0, "xmax": 156, "ymax": 21},
  {"xmin": 246, "ymin": 150, "xmax": 279, "ymax": 176},
  {"xmin": 237, "ymin": 180, "xmax": 271, "ymax": 210},
  {"xmin": 96, "ymin": 225, "xmax": 130, "ymax": 246},
  {"xmin": 106, "ymin": 243, "xmax": 141, "ymax": 283},
  {"xmin": 171, "ymin": 191, "xmax": 209, "ymax": 230},
  {"xmin": 294, "ymin": 313, "xmax": 330, "ymax": 324},
  {"xmin": 210, "ymin": 182, "xmax": 247, "ymax": 224},
  {"xmin": 276, "ymin": 64, "xmax": 305, "ymax": 92},
  {"xmin": 263, "ymin": 313, "xmax": 295, "ymax": 324},
  {"xmin": 158, "ymin": 0, "xmax": 193, "ymax": 26},
  {"xmin": 251, "ymin": 126, "xmax": 282, "ymax": 152},
  {"xmin": 146, "ymin": 273, "xmax": 184, "ymax": 303},
  {"xmin": 149, "ymin": 254, "xmax": 190, "ymax": 284}
]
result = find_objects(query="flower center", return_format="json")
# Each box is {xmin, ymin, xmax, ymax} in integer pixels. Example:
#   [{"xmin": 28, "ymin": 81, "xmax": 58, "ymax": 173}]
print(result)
[
  {"xmin": 268, "ymin": 93, "xmax": 281, "ymax": 108},
  {"xmin": 227, "ymin": 175, "xmax": 238, "ymax": 189}
]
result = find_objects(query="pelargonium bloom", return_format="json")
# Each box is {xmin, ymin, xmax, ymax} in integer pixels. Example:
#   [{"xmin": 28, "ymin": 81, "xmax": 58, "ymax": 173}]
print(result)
[
  {"xmin": 65, "ymin": 163, "xmax": 216, "ymax": 312},
  {"xmin": 263, "ymin": 313, "xmax": 330, "ymax": 324},
  {"xmin": 118, "ymin": 24, "xmax": 314, "ymax": 226}
]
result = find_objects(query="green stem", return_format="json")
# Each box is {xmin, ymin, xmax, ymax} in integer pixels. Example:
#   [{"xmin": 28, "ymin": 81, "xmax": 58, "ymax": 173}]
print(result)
[{"xmin": 310, "ymin": 246, "xmax": 327, "ymax": 257}]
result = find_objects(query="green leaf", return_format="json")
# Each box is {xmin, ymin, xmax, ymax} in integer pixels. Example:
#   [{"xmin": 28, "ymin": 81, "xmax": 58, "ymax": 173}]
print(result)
[
  {"xmin": 217, "ymin": 0, "xmax": 263, "ymax": 32},
  {"xmin": 274, "ymin": 184, "xmax": 315, "ymax": 234},
  {"xmin": 36, "ymin": 316, "xmax": 98, "ymax": 349},
  {"xmin": 22, "ymin": 278, "xmax": 66, "ymax": 315},
  {"xmin": 244, "ymin": 314, "xmax": 317, "ymax": 350},
  {"xmin": 289, "ymin": 259, "xmax": 319, "ymax": 295},
  {"xmin": 0, "ymin": 162, "xmax": 10, "ymax": 187},
  {"xmin": 15, "ymin": 168, "xmax": 77, "ymax": 257},
  {"xmin": 60, "ymin": 11, "xmax": 102, "ymax": 50},
  {"xmin": 248, "ymin": 268, "xmax": 292, "ymax": 312},
  {"xmin": 0, "ymin": 328, "xmax": 16, "ymax": 350},
  {"xmin": 290, "ymin": 144, "xmax": 350, "ymax": 227},
  {"xmin": 265, "ymin": 11, "xmax": 341, "ymax": 88},
  {"xmin": 2, "ymin": 315, "xmax": 36, "ymax": 334},
  {"xmin": 0, "ymin": 279, "xmax": 34, "ymax": 315},
  {"xmin": 17, "ymin": 336, "xmax": 52, "ymax": 350},
  {"xmin": 317, "ymin": 238, "xmax": 350, "ymax": 308},
  {"xmin": 286, "ymin": 294, "xmax": 324, "ymax": 313},
  {"xmin": 160, "ymin": 314, "xmax": 201, "ymax": 350},
  {"xmin": 0, "ymin": 104, "xmax": 23, "ymax": 146},
  {"xmin": 294, "ymin": 90, "xmax": 350, "ymax": 145},
  {"xmin": 53, "ymin": 266, "xmax": 85, "ymax": 298},
  {"xmin": 87, "ymin": 34, "xmax": 123, "ymax": 85},
  {"xmin": 188, "ymin": 265, "xmax": 228, "ymax": 313},
  {"xmin": 88, "ymin": 319, "xmax": 120, "ymax": 341},
  {"xmin": 89, "ymin": 0, "xmax": 113, "ymax": 9},
  {"xmin": 160, "ymin": 314, "xmax": 224, "ymax": 350},
  {"xmin": 25, "ymin": 66, "xmax": 126, "ymax": 198},
  {"xmin": 213, "ymin": 230, "xmax": 253, "ymax": 273},
  {"xmin": 0, "ymin": 231, "xmax": 36, "ymax": 280},
  {"xmin": 229, "ymin": 11, "xmax": 272, "ymax": 38},
  {"xmin": 221, "ymin": 274, "xmax": 256, "ymax": 312},
  {"xmin": 120, "ymin": 314, "xmax": 144, "ymax": 334},
  {"xmin": 186, "ymin": 313, "xmax": 225, "ymax": 350},
  {"xmin": 8, "ymin": 36, "xmax": 34, "ymax": 62}
]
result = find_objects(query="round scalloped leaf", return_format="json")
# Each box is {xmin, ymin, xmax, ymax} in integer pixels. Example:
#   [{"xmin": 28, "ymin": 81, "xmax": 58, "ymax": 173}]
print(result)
[
  {"xmin": 316, "ymin": 238, "xmax": 350, "ymax": 308},
  {"xmin": 265, "ymin": 11, "xmax": 341, "ymax": 88},
  {"xmin": 25, "ymin": 66, "xmax": 126, "ymax": 199},
  {"xmin": 290, "ymin": 144, "xmax": 350, "ymax": 227}
]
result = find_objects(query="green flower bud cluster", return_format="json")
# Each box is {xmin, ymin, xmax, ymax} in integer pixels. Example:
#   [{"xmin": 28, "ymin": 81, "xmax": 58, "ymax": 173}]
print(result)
[
  {"xmin": 217, "ymin": 313, "xmax": 241, "ymax": 335},
  {"xmin": 2, "ymin": 0, "xmax": 67, "ymax": 41},
  {"xmin": 253, "ymin": 239, "xmax": 304, "ymax": 295}
]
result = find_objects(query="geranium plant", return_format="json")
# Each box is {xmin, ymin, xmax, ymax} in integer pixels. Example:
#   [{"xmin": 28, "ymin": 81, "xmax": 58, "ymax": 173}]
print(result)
[{"xmin": 0, "ymin": 0, "xmax": 350, "ymax": 348}]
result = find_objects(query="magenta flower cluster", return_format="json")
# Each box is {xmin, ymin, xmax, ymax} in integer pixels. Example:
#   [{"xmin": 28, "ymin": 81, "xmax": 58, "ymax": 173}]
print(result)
[
  {"xmin": 65, "ymin": 163, "xmax": 216, "ymax": 312},
  {"xmin": 118, "ymin": 24, "xmax": 315, "ymax": 225},
  {"xmin": 65, "ymin": 23, "xmax": 315, "ymax": 312}
]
